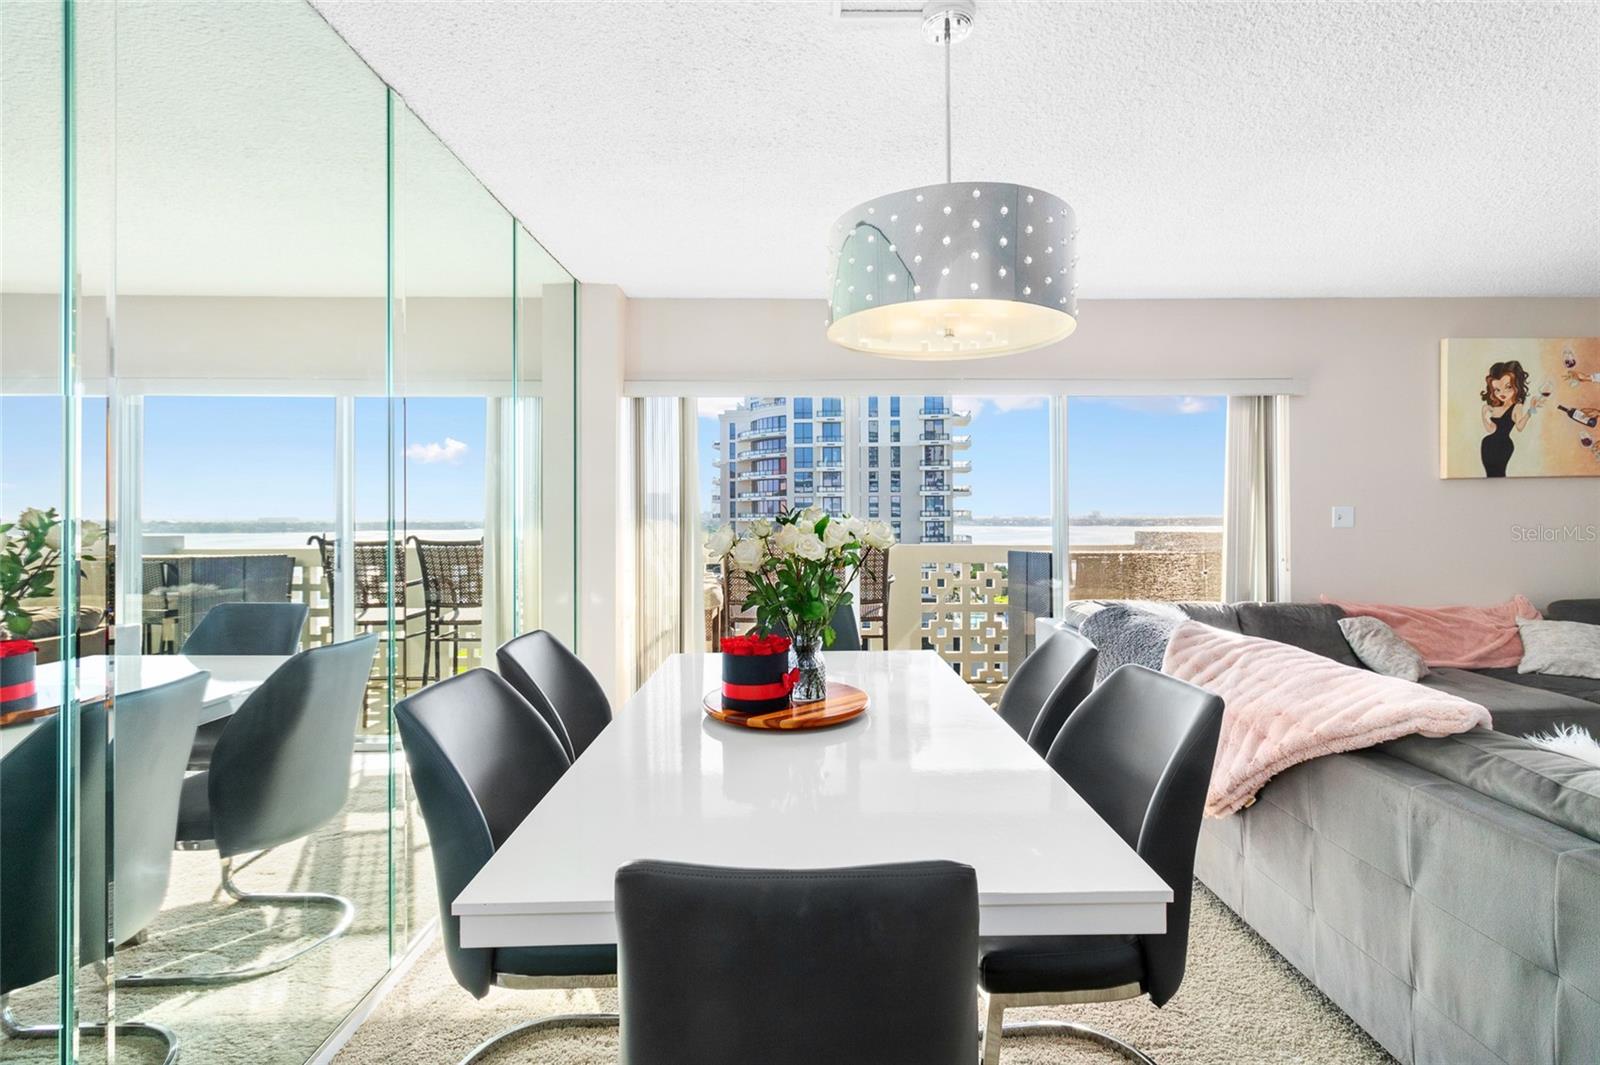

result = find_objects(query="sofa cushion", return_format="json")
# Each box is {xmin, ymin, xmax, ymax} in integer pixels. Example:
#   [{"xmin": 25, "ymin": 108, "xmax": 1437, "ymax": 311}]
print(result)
[
  {"xmin": 1517, "ymin": 616, "xmax": 1600, "ymax": 680},
  {"xmin": 1422, "ymin": 668, "xmax": 1600, "ymax": 735},
  {"xmin": 1380, "ymin": 729, "xmax": 1600, "ymax": 842},
  {"xmin": 1234, "ymin": 602, "xmax": 1362, "ymax": 669},
  {"xmin": 1471, "ymin": 667, "xmax": 1600, "ymax": 706}
]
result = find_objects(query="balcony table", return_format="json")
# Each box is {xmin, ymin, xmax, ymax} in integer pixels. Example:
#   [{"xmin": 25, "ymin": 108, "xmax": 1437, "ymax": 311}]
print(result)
[
  {"xmin": 3, "ymin": 653, "xmax": 288, "ymax": 757},
  {"xmin": 453, "ymin": 650, "xmax": 1172, "ymax": 948}
]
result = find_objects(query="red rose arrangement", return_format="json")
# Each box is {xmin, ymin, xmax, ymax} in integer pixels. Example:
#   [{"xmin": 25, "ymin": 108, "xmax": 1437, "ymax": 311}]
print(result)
[{"xmin": 720, "ymin": 633, "xmax": 792, "ymax": 657}]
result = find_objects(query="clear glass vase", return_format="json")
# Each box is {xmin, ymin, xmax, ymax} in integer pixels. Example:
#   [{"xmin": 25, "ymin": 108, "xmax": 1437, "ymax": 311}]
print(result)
[{"xmin": 789, "ymin": 628, "xmax": 828, "ymax": 704}]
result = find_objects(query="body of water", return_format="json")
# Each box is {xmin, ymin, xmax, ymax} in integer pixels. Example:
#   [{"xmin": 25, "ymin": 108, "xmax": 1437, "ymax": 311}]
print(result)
[{"xmin": 957, "ymin": 524, "xmax": 1220, "ymax": 546}]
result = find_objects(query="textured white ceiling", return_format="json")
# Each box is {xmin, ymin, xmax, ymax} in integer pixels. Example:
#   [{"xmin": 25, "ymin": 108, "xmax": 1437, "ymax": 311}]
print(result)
[{"xmin": 312, "ymin": 0, "xmax": 1600, "ymax": 299}]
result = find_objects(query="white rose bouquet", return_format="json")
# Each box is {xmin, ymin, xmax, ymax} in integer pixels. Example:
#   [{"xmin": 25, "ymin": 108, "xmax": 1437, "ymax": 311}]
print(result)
[{"xmin": 707, "ymin": 508, "xmax": 895, "ymax": 701}]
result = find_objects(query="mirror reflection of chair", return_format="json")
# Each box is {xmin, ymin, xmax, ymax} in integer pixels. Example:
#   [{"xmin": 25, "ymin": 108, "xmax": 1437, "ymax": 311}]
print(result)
[
  {"xmin": 181, "ymin": 601, "xmax": 308, "ymax": 771},
  {"xmin": 1, "ymin": 696, "xmax": 185, "ymax": 1064},
  {"xmin": 120, "ymin": 634, "xmax": 379, "ymax": 987},
  {"xmin": 309, "ymin": 535, "xmax": 427, "ymax": 697},
  {"xmin": 396, "ymin": 668, "xmax": 617, "ymax": 1063},
  {"xmin": 410, "ymin": 537, "xmax": 484, "ymax": 684},
  {"xmin": 995, "ymin": 627, "xmax": 1098, "ymax": 758},
  {"xmin": 496, "ymin": 630, "xmax": 613, "ymax": 762}
]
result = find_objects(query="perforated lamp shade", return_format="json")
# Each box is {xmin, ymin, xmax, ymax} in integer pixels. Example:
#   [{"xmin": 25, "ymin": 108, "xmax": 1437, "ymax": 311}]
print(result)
[{"xmin": 827, "ymin": 181, "xmax": 1077, "ymax": 360}]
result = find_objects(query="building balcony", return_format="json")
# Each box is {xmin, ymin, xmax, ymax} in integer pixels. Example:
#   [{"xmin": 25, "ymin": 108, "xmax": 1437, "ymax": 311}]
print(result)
[
  {"xmin": 733, "ymin": 491, "xmax": 786, "ymax": 502},
  {"xmin": 815, "ymin": 409, "xmax": 845, "ymax": 422},
  {"xmin": 920, "ymin": 508, "xmax": 971, "ymax": 520},
  {"xmin": 917, "ymin": 431, "xmax": 971, "ymax": 447},
  {"xmin": 736, "ymin": 425, "xmax": 787, "ymax": 442},
  {"xmin": 918, "ymin": 483, "xmax": 971, "ymax": 496},
  {"xmin": 952, "ymin": 459, "xmax": 972, "ymax": 474},
  {"xmin": 813, "ymin": 459, "xmax": 844, "ymax": 470},
  {"xmin": 919, "ymin": 457, "xmax": 952, "ymax": 471},
  {"xmin": 748, "ymin": 398, "xmax": 786, "ymax": 410},
  {"xmin": 731, "ymin": 468, "xmax": 784, "ymax": 482},
  {"xmin": 731, "ymin": 447, "xmax": 786, "ymax": 462},
  {"xmin": 919, "ymin": 405, "xmax": 972, "ymax": 424}
]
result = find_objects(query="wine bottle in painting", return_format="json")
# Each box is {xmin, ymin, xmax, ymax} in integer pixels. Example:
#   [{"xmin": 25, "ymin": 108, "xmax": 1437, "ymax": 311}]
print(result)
[{"xmin": 1558, "ymin": 405, "xmax": 1599, "ymax": 428}]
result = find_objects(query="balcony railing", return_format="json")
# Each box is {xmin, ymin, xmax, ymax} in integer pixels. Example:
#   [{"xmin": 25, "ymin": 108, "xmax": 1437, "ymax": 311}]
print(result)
[
  {"xmin": 883, "ymin": 537, "xmax": 1222, "ymax": 703},
  {"xmin": 736, "ymin": 425, "xmax": 787, "ymax": 441}
]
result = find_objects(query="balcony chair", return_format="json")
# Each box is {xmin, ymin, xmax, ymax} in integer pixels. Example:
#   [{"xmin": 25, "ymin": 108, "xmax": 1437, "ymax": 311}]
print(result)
[
  {"xmin": 410, "ymin": 537, "xmax": 484, "ymax": 684},
  {"xmin": 858, "ymin": 545, "xmax": 893, "ymax": 649},
  {"xmin": 979, "ymin": 664, "xmax": 1225, "ymax": 1065},
  {"xmin": 496, "ymin": 630, "xmax": 613, "ymax": 761},
  {"xmin": 995, "ymin": 627, "xmax": 1097, "ymax": 758},
  {"xmin": 396, "ymin": 669, "xmax": 617, "ymax": 1063},
  {"xmin": 616, "ymin": 859, "xmax": 977, "ymax": 1065},
  {"xmin": 1, "ymin": 675, "xmax": 205, "ymax": 1065},
  {"xmin": 120, "ymin": 634, "xmax": 378, "ymax": 987},
  {"xmin": 181, "ymin": 600, "xmax": 308, "ymax": 770},
  {"xmin": 717, "ymin": 563, "xmax": 759, "ymax": 643},
  {"xmin": 309, "ymin": 535, "xmax": 427, "ymax": 697}
]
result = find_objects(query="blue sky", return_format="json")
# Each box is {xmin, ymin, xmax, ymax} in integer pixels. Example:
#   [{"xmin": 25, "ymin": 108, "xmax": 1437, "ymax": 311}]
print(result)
[
  {"xmin": 1, "ymin": 396, "xmax": 485, "ymax": 525},
  {"xmin": 696, "ymin": 395, "xmax": 1225, "ymax": 520}
]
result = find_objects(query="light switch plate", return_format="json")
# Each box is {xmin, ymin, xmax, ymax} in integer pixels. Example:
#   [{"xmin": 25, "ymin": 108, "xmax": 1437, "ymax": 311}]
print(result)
[{"xmin": 1332, "ymin": 506, "xmax": 1355, "ymax": 528}]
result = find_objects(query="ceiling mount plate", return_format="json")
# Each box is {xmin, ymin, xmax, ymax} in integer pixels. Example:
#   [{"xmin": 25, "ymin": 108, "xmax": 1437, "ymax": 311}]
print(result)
[{"xmin": 922, "ymin": 0, "xmax": 976, "ymax": 45}]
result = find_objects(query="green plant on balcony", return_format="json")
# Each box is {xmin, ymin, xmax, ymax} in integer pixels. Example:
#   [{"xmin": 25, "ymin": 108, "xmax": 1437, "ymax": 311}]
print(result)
[{"xmin": 2, "ymin": 507, "xmax": 103, "ymax": 636}]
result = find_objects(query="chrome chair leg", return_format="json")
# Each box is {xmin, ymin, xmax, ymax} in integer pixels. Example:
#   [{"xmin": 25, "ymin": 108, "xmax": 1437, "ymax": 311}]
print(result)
[
  {"xmin": 117, "ymin": 854, "xmax": 355, "ymax": 987},
  {"xmin": 995, "ymin": 1020, "xmax": 1158, "ymax": 1065},
  {"xmin": 458, "ymin": 1013, "xmax": 618, "ymax": 1065},
  {"xmin": 1, "ymin": 994, "xmax": 180, "ymax": 1065}
]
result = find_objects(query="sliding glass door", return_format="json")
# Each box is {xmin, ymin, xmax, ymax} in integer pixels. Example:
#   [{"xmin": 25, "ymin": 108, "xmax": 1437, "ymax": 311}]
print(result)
[{"xmin": 0, "ymin": 2, "xmax": 578, "ymax": 1061}]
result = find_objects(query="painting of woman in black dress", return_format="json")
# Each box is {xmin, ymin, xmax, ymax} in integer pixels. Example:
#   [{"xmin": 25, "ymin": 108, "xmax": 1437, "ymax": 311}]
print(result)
[{"xmin": 1478, "ymin": 360, "xmax": 1543, "ymax": 477}]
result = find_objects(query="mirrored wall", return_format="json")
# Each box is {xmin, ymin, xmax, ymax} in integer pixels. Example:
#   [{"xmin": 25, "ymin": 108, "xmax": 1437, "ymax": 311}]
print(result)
[{"xmin": 0, "ymin": 1, "xmax": 577, "ymax": 1060}]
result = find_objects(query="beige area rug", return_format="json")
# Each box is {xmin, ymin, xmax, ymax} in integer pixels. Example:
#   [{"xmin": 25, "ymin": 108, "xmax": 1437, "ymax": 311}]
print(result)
[
  {"xmin": 4, "ymin": 752, "xmax": 436, "ymax": 1065},
  {"xmin": 337, "ymin": 884, "xmax": 1396, "ymax": 1065}
]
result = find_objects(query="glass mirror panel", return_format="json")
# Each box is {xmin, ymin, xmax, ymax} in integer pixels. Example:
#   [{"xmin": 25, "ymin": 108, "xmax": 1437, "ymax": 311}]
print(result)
[{"xmin": 104, "ymin": 2, "xmax": 388, "ymax": 1060}]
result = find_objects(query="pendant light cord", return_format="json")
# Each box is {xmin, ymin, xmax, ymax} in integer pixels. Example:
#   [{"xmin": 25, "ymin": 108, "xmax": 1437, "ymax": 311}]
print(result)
[{"xmin": 943, "ymin": 14, "xmax": 953, "ymax": 183}]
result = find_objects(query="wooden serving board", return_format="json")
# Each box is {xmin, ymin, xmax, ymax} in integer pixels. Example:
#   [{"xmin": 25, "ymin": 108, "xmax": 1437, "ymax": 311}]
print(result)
[{"xmin": 703, "ymin": 682, "xmax": 868, "ymax": 730}]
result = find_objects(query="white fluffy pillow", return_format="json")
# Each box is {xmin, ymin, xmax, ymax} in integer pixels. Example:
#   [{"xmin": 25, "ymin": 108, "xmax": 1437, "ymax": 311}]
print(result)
[
  {"xmin": 1516, "ymin": 617, "xmax": 1600, "ymax": 679},
  {"xmin": 1338, "ymin": 616, "xmax": 1429, "ymax": 682},
  {"xmin": 1526, "ymin": 724, "xmax": 1600, "ymax": 769}
]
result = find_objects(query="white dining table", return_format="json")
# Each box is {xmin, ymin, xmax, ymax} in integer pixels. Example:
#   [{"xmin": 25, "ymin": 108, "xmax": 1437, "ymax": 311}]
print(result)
[
  {"xmin": 3, "ymin": 653, "xmax": 287, "ymax": 756},
  {"xmin": 454, "ymin": 650, "xmax": 1172, "ymax": 949}
]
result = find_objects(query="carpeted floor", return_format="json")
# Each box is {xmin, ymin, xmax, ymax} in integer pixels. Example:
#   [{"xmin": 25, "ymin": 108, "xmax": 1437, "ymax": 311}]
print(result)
[{"xmin": 335, "ymin": 883, "xmax": 1397, "ymax": 1065}]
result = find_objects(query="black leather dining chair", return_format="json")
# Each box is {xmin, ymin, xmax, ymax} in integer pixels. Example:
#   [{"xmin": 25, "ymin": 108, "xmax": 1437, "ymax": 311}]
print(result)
[
  {"xmin": 182, "ymin": 601, "xmax": 308, "ymax": 770},
  {"xmin": 1, "ymin": 696, "xmax": 184, "ymax": 1064},
  {"xmin": 496, "ymin": 630, "xmax": 613, "ymax": 761},
  {"xmin": 182, "ymin": 601, "xmax": 308, "ymax": 656},
  {"xmin": 978, "ymin": 664, "xmax": 1225, "ymax": 1065},
  {"xmin": 615, "ymin": 859, "xmax": 978, "ymax": 1065},
  {"xmin": 396, "ymin": 668, "xmax": 617, "ymax": 1063},
  {"xmin": 995, "ymin": 627, "xmax": 1097, "ymax": 757},
  {"xmin": 120, "ymin": 634, "xmax": 378, "ymax": 987}
]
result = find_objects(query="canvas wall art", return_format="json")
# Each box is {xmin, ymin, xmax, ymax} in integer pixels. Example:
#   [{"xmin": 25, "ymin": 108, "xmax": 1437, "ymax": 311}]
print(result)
[{"xmin": 1440, "ymin": 338, "xmax": 1600, "ymax": 479}]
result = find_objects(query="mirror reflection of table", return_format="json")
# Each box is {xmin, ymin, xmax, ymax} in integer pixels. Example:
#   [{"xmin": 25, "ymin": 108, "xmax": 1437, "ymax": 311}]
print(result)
[{"xmin": 2, "ymin": 653, "xmax": 288, "ymax": 757}]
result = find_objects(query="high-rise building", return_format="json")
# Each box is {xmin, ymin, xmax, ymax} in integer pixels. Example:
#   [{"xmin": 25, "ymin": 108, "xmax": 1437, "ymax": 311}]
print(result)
[{"xmin": 710, "ymin": 395, "xmax": 972, "ymax": 544}]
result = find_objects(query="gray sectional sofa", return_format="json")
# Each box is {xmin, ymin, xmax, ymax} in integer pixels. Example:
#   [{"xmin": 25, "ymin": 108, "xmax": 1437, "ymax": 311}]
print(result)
[{"xmin": 1060, "ymin": 598, "xmax": 1600, "ymax": 1065}]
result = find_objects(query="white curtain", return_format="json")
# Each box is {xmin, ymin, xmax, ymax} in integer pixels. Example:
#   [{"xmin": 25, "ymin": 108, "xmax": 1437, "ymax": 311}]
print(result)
[
  {"xmin": 1223, "ymin": 395, "xmax": 1290, "ymax": 603},
  {"xmin": 623, "ymin": 396, "xmax": 696, "ymax": 692}
]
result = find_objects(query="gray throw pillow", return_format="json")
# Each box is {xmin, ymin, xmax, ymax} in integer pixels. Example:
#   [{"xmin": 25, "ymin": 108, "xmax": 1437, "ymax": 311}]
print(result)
[
  {"xmin": 1517, "ymin": 616, "xmax": 1600, "ymax": 680},
  {"xmin": 1235, "ymin": 602, "xmax": 1363, "ymax": 669},
  {"xmin": 1080, "ymin": 602, "xmax": 1183, "ymax": 683},
  {"xmin": 1339, "ymin": 616, "xmax": 1429, "ymax": 682}
]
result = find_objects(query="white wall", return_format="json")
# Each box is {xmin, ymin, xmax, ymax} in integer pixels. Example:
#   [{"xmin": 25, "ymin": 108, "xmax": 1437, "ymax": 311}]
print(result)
[{"xmin": 624, "ymin": 296, "xmax": 1600, "ymax": 608}]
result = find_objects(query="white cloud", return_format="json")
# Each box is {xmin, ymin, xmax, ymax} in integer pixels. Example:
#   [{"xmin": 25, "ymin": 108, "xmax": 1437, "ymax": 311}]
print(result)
[
  {"xmin": 405, "ymin": 437, "xmax": 469, "ymax": 464},
  {"xmin": 697, "ymin": 397, "xmax": 741, "ymax": 419},
  {"xmin": 952, "ymin": 394, "xmax": 1048, "ymax": 419}
]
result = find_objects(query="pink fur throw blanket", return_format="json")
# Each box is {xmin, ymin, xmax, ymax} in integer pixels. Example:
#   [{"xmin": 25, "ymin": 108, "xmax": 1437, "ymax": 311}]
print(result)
[
  {"xmin": 1161, "ymin": 621, "xmax": 1492, "ymax": 816},
  {"xmin": 1320, "ymin": 594, "xmax": 1540, "ymax": 669}
]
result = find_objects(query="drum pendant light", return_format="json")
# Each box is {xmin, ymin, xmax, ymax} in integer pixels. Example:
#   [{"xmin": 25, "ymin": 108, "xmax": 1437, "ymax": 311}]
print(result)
[{"xmin": 826, "ymin": 1, "xmax": 1078, "ymax": 359}]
